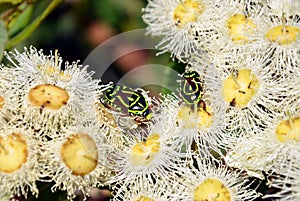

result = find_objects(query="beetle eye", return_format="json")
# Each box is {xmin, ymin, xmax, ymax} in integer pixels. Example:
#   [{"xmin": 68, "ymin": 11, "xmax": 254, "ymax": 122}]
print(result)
[
  {"xmin": 131, "ymin": 105, "xmax": 141, "ymax": 110},
  {"xmin": 143, "ymin": 109, "xmax": 149, "ymax": 116}
]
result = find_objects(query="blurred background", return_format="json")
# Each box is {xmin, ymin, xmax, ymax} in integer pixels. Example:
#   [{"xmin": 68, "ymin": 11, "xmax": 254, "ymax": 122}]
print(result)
[
  {"xmin": 16, "ymin": 0, "xmax": 180, "ymax": 95},
  {"xmin": 23, "ymin": 0, "xmax": 158, "ymax": 83}
]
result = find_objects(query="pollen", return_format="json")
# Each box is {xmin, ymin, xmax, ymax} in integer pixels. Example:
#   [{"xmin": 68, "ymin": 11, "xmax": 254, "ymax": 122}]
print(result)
[
  {"xmin": 47, "ymin": 66, "xmax": 72, "ymax": 81},
  {"xmin": 60, "ymin": 133, "xmax": 98, "ymax": 176},
  {"xmin": 0, "ymin": 96, "xmax": 4, "ymax": 109},
  {"xmin": 130, "ymin": 134, "xmax": 160, "ymax": 166},
  {"xmin": 198, "ymin": 106, "xmax": 213, "ymax": 128},
  {"xmin": 227, "ymin": 14, "xmax": 256, "ymax": 44},
  {"xmin": 134, "ymin": 196, "xmax": 154, "ymax": 201},
  {"xmin": 95, "ymin": 102, "xmax": 118, "ymax": 128},
  {"xmin": 177, "ymin": 105, "xmax": 213, "ymax": 129},
  {"xmin": 193, "ymin": 178, "xmax": 231, "ymax": 201},
  {"xmin": 0, "ymin": 133, "xmax": 28, "ymax": 173},
  {"xmin": 37, "ymin": 49, "xmax": 72, "ymax": 81},
  {"xmin": 173, "ymin": 0, "xmax": 204, "ymax": 28},
  {"xmin": 275, "ymin": 117, "xmax": 300, "ymax": 143},
  {"xmin": 222, "ymin": 69, "xmax": 260, "ymax": 108},
  {"xmin": 265, "ymin": 25, "xmax": 300, "ymax": 45},
  {"xmin": 38, "ymin": 64, "xmax": 72, "ymax": 82},
  {"xmin": 28, "ymin": 84, "xmax": 69, "ymax": 110}
]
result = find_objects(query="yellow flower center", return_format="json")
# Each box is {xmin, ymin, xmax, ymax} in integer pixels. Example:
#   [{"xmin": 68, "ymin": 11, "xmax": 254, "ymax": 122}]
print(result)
[
  {"xmin": 222, "ymin": 69, "xmax": 260, "ymax": 108},
  {"xmin": 227, "ymin": 14, "xmax": 256, "ymax": 44},
  {"xmin": 134, "ymin": 196, "xmax": 154, "ymax": 201},
  {"xmin": 130, "ymin": 134, "xmax": 160, "ymax": 166},
  {"xmin": 37, "ymin": 50, "xmax": 71, "ymax": 81},
  {"xmin": 276, "ymin": 117, "xmax": 300, "ymax": 143},
  {"xmin": 28, "ymin": 84, "xmax": 69, "ymax": 110},
  {"xmin": 265, "ymin": 25, "xmax": 300, "ymax": 45},
  {"xmin": 177, "ymin": 105, "xmax": 213, "ymax": 129},
  {"xmin": 0, "ymin": 96, "xmax": 4, "ymax": 109},
  {"xmin": 0, "ymin": 133, "xmax": 28, "ymax": 173},
  {"xmin": 173, "ymin": 0, "xmax": 204, "ymax": 27},
  {"xmin": 193, "ymin": 178, "xmax": 231, "ymax": 201},
  {"xmin": 61, "ymin": 133, "xmax": 98, "ymax": 176},
  {"xmin": 42, "ymin": 66, "xmax": 72, "ymax": 82}
]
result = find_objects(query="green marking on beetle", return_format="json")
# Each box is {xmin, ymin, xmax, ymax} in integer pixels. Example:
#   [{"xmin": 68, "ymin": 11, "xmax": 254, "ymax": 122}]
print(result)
[
  {"xmin": 180, "ymin": 70, "xmax": 205, "ymax": 105},
  {"xmin": 101, "ymin": 84, "xmax": 152, "ymax": 122}
]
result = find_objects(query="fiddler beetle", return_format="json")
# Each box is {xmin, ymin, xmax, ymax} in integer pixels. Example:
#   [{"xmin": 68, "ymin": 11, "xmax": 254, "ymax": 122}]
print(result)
[
  {"xmin": 179, "ymin": 70, "xmax": 206, "ymax": 110},
  {"xmin": 100, "ymin": 84, "xmax": 152, "ymax": 123}
]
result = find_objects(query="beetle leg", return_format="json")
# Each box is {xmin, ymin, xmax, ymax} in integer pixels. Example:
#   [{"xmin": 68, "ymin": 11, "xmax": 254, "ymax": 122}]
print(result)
[{"xmin": 199, "ymin": 100, "xmax": 207, "ymax": 111}]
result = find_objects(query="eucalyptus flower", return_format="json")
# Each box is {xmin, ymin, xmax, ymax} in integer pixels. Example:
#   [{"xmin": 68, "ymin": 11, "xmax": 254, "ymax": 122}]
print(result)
[
  {"xmin": 106, "ymin": 105, "xmax": 187, "ymax": 189},
  {"xmin": 225, "ymin": 104, "xmax": 300, "ymax": 179},
  {"xmin": 142, "ymin": 0, "xmax": 220, "ymax": 61},
  {"xmin": 0, "ymin": 123, "xmax": 40, "ymax": 200},
  {"xmin": 3, "ymin": 47, "xmax": 99, "ymax": 137},
  {"xmin": 181, "ymin": 157, "xmax": 260, "ymax": 201},
  {"xmin": 39, "ymin": 123, "xmax": 112, "ymax": 200},
  {"xmin": 113, "ymin": 175, "xmax": 187, "ymax": 201}
]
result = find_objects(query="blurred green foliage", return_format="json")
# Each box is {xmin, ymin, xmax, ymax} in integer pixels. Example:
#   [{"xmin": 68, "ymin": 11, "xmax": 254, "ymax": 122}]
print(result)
[
  {"xmin": 0, "ymin": 19, "xmax": 7, "ymax": 61},
  {"xmin": 0, "ymin": 0, "xmax": 62, "ymax": 53},
  {"xmin": 20, "ymin": 0, "xmax": 147, "ymax": 60}
]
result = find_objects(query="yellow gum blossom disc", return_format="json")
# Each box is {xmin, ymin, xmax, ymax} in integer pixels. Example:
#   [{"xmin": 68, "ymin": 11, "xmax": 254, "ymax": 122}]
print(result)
[
  {"xmin": 276, "ymin": 117, "xmax": 300, "ymax": 143},
  {"xmin": 134, "ymin": 196, "xmax": 154, "ymax": 201},
  {"xmin": 0, "ymin": 133, "xmax": 28, "ymax": 173},
  {"xmin": 193, "ymin": 178, "xmax": 231, "ymax": 201},
  {"xmin": 28, "ymin": 84, "xmax": 69, "ymax": 110},
  {"xmin": 227, "ymin": 14, "xmax": 256, "ymax": 44},
  {"xmin": 265, "ymin": 25, "xmax": 300, "ymax": 45},
  {"xmin": 61, "ymin": 133, "xmax": 98, "ymax": 176},
  {"xmin": 0, "ymin": 96, "xmax": 4, "ymax": 109},
  {"xmin": 222, "ymin": 69, "xmax": 260, "ymax": 108},
  {"xmin": 173, "ymin": 0, "xmax": 205, "ymax": 28},
  {"xmin": 177, "ymin": 105, "xmax": 213, "ymax": 129},
  {"xmin": 130, "ymin": 134, "xmax": 160, "ymax": 166}
]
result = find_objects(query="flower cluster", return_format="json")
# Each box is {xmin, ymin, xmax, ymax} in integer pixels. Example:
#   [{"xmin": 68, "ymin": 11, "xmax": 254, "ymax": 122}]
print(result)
[
  {"xmin": 141, "ymin": 0, "xmax": 300, "ymax": 200},
  {"xmin": 1, "ymin": 0, "xmax": 300, "ymax": 200},
  {"xmin": 0, "ymin": 47, "xmax": 112, "ymax": 200},
  {"xmin": 0, "ymin": 46, "xmax": 261, "ymax": 201}
]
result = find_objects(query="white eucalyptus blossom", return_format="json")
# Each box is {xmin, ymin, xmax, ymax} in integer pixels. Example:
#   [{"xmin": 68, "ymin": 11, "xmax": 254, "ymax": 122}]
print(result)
[
  {"xmin": 225, "ymin": 104, "xmax": 300, "ymax": 179},
  {"xmin": 0, "ymin": 66, "xmax": 20, "ymax": 125},
  {"xmin": 194, "ymin": 0, "xmax": 264, "ymax": 58},
  {"xmin": 3, "ymin": 47, "xmax": 99, "ymax": 137},
  {"xmin": 113, "ymin": 175, "xmax": 187, "ymax": 201},
  {"xmin": 39, "ymin": 123, "xmax": 112, "ymax": 200},
  {"xmin": 0, "ymin": 123, "xmax": 40, "ymax": 200},
  {"xmin": 209, "ymin": 55, "xmax": 287, "ymax": 135},
  {"xmin": 106, "ymin": 105, "xmax": 187, "ymax": 189},
  {"xmin": 142, "ymin": 0, "xmax": 220, "ymax": 61},
  {"xmin": 247, "ymin": 4, "xmax": 300, "ymax": 77},
  {"xmin": 181, "ymin": 157, "xmax": 260, "ymax": 201}
]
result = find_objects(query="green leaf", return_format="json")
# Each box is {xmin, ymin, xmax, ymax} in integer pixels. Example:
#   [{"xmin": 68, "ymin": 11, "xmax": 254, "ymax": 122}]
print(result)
[
  {"xmin": 0, "ymin": 0, "xmax": 23, "ymax": 5},
  {"xmin": 8, "ymin": 4, "xmax": 33, "ymax": 37},
  {"xmin": 5, "ymin": 0, "xmax": 62, "ymax": 49},
  {"xmin": 0, "ymin": 20, "xmax": 8, "ymax": 62}
]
